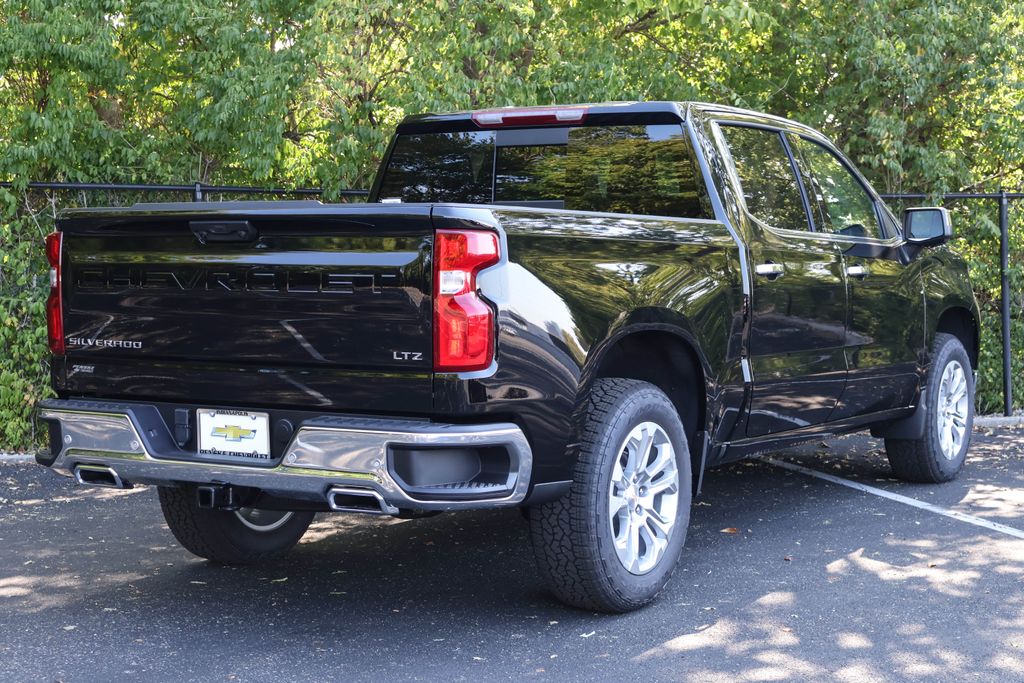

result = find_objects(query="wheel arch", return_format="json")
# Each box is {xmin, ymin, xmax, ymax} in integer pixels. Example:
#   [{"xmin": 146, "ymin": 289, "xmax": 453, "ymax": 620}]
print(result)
[
  {"xmin": 933, "ymin": 305, "xmax": 979, "ymax": 370},
  {"xmin": 580, "ymin": 316, "xmax": 712, "ymax": 494}
]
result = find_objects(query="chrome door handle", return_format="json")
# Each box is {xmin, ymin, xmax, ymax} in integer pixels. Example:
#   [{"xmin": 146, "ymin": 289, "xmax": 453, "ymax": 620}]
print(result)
[
  {"xmin": 846, "ymin": 264, "xmax": 869, "ymax": 279},
  {"xmin": 754, "ymin": 262, "xmax": 785, "ymax": 278}
]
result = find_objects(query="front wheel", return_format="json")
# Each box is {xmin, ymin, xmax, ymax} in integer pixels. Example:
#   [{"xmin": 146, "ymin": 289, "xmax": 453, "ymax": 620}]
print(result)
[
  {"xmin": 529, "ymin": 378, "xmax": 692, "ymax": 613},
  {"xmin": 885, "ymin": 333, "xmax": 974, "ymax": 483},
  {"xmin": 158, "ymin": 485, "xmax": 315, "ymax": 564}
]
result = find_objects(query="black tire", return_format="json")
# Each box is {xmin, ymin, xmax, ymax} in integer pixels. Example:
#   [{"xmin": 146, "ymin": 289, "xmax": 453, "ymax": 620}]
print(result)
[
  {"xmin": 885, "ymin": 333, "xmax": 974, "ymax": 483},
  {"xmin": 528, "ymin": 378, "xmax": 692, "ymax": 613},
  {"xmin": 158, "ymin": 485, "xmax": 315, "ymax": 564}
]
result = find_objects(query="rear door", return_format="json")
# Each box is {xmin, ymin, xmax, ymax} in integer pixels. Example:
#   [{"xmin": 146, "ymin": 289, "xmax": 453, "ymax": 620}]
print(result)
[
  {"xmin": 788, "ymin": 136, "xmax": 921, "ymax": 416},
  {"xmin": 716, "ymin": 124, "xmax": 849, "ymax": 437},
  {"xmin": 57, "ymin": 204, "xmax": 434, "ymax": 413}
]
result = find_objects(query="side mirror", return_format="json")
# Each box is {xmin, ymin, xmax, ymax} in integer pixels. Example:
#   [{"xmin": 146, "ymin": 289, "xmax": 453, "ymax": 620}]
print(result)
[{"xmin": 904, "ymin": 207, "xmax": 952, "ymax": 245}]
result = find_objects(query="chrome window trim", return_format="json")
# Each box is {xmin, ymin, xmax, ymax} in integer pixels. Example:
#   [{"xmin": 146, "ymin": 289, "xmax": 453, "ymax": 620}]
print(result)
[{"xmin": 704, "ymin": 109, "xmax": 905, "ymax": 249}]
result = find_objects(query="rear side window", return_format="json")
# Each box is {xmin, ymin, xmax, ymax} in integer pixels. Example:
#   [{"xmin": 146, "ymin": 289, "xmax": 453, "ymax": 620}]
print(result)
[
  {"xmin": 494, "ymin": 125, "xmax": 709, "ymax": 218},
  {"xmin": 377, "ymin": 124, "xmax": 711, "ymax": 219},
  {"xmin": 720, "ymin": 125, "xmax": 809, "ymax": 232}
]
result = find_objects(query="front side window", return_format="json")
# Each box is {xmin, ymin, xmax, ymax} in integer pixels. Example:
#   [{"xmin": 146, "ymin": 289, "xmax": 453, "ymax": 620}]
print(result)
[
  {"xmin": 377, "ymin": 124, "xmax": 711, "ymax": 219},
  {"xmin": 792, "ymin": 137, "xmax": 885, "ymax": 240},
  {"xmin": 720, "ymin": 125, "xmax": 809, "ymax": 232}
]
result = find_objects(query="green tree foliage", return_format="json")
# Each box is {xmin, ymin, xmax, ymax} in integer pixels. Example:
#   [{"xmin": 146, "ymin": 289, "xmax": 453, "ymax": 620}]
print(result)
[{"xmin": 1, "ymin": 0, "xmax": 1021, "ymax": 449}]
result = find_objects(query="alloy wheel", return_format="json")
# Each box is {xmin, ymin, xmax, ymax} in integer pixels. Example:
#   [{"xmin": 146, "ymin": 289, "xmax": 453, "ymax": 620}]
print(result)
[{"xmin": 608, "ymin": 421, "xmax": 680, "ymax": 575}]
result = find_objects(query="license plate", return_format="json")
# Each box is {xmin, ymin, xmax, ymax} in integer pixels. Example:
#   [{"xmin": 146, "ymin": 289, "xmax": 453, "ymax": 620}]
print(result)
[{"xmin": 197, "ymin": 409, "xmax": 271, "ymax": 461}]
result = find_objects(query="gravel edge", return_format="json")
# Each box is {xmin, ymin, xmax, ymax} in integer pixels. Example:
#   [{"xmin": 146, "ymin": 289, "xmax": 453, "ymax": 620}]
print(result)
[
  {"xmin": 0, "ymin": 453, "xmax": 36, "ymax": 464},
  {"xmin": 974, "ymin": 415, "xmax": 1024, "ymax": 428}
]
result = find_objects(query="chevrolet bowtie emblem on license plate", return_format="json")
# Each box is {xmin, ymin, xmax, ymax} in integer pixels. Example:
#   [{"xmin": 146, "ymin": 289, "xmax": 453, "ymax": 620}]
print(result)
[{"xmin": 211, "ymin": 425, "xmax": 256, "ymax": 442}]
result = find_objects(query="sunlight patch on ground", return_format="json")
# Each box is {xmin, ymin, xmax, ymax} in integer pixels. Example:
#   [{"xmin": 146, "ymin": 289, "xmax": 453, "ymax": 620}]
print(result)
[{"xmin": 957, "ymin": 484, "xmax": 1024, "ymax": 520}]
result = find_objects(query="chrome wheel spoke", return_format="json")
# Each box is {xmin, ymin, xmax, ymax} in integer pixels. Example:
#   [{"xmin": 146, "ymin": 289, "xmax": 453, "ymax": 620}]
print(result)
[
  {"xmin": 625, "ymin": 519, "xmax": 642, "ymax": 571},
  {"xmin": 609, "ymin": 490, "xmax": 629, "ymax": 517},
  {"xmin": 630, "ymin": 426, "xmax": 655, "ymax": 480},
  {"xmin": 646, "ymin": 507, "xmax": 673, "ymax": 537},
  {"xmin": 622, "ymin": 434, "xmax": 643, "ymax": 480},
  {"xmin": 645, "ymin": 473, "xmax": 679, "ymax": 497},
  {"xmin": 611, "ymin": 455, "xmax": 627, "ymax": 489},
  {"xmin": 636, "ymin": 521, "xmax": 666, "ymax": 573},
  {"xmin": 638, "ymin": 443, "xmax": 672, "ymax": 485}
]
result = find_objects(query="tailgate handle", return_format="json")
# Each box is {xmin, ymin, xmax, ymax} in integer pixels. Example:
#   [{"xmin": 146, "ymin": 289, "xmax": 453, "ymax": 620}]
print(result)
[{"xmin": 190, "ymin": 220, "xmax": 257, "ymax": 244}]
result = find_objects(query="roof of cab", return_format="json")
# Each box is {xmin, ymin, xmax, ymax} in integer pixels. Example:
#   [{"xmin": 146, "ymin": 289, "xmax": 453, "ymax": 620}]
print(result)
[
  {"xmin": 394, "ymin": 100, "xmax": 815, "ymax": 136},
  {"xmin": 396, "ymin": 101, "xmax": 689, "ymax": 133}
]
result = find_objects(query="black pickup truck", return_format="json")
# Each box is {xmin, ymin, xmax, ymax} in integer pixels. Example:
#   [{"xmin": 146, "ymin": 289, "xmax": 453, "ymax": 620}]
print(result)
[{"xmin": 38, "ymin": 102, "xmax": 979, "ymax": 612}]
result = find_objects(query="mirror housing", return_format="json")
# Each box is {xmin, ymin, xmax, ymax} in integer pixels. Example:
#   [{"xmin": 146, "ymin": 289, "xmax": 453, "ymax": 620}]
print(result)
[{"xmin": 904, "ymin": 207, "xmax": 952, "ymax": 246}]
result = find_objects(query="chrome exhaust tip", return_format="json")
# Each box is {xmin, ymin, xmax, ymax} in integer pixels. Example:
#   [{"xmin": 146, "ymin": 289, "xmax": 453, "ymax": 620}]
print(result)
[
  {"xmin": 326, "ymin": 486, "xmax": 398, "ymax": 516},
  {"xmin": 73, "ymin": 464, "xmax": 131, "ymax": 489}
]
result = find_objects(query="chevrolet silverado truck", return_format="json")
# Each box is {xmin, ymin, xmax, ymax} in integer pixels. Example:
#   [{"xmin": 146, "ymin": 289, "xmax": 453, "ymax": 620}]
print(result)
[{"xmin": 37, "ymin": 102, "xmax": 979, "ymax": 612}]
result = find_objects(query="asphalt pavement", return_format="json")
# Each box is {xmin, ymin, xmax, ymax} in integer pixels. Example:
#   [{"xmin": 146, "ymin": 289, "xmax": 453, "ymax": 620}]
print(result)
[{"xmin": 1, "ymin": 426, "xmax": 1023, "ymax": 682}]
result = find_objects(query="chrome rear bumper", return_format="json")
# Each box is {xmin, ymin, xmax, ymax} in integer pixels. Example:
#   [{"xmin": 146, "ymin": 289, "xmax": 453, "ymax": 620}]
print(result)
[{"xmin": 37, "ymin": 399, "xmax": 532, "ymax": 513}]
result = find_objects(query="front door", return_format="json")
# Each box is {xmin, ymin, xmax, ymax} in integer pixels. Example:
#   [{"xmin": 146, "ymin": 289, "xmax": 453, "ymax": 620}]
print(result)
[
  {"xmin": 789, "ymin": 136, "xmax": 922, "ymax": 417},
  {"xmin": 717, "ymin": 124, "xmax": 850, "ymax": 437}
]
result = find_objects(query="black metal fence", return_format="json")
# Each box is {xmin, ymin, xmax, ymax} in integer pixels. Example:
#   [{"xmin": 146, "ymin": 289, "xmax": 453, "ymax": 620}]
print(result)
[
  {"xmin": 882, "ymin": 191, "xmax": 1020, "ymax": 416},
  {"xmin": 3, "ymin": 181, "xmax": 1017, "ymax": 415}
]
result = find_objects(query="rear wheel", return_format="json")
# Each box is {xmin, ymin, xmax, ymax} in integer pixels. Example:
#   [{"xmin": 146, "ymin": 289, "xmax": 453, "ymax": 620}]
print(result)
[
  {"xmin": 529, "ymin": 378, "xmax": 692, "ymax": 613},
  {"xmin": 158, "ymin": 485, "xmax": 315, "ymax": 564},
  {"xmin": 885, "ymin": 333, "xmax": 974, "ymax": 483}
]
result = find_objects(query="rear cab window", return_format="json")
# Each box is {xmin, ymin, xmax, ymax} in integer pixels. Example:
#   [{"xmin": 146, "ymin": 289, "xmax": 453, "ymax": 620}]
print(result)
[{"xmin": 376, "ymin": 124, "xmax": 712, "ymax": 219}]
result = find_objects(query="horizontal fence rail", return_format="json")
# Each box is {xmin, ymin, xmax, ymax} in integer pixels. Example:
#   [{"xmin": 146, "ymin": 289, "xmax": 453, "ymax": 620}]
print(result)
[
  {"xmin": 0, "ymin": 181, "xmax": 369, "ymax": 201},
  {"xmin": 882, "ymin": 190, "xmax": 1018, "ymax": 416}
]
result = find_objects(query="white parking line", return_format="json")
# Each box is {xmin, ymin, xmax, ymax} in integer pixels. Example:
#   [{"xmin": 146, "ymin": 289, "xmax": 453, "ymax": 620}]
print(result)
[{"xmin": 759, "ymin": 456, "xmax": 1024, "ymax": 541}]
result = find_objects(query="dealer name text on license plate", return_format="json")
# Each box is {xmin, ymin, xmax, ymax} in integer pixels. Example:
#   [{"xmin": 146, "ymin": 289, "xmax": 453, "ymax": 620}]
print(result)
[{"xmin": 197, "ymin": 409, "xmax": 271, "ymax": 460}]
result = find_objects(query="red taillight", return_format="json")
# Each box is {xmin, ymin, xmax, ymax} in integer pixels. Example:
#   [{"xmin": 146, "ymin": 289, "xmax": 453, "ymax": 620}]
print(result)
[
  {"xmin": 471, "ymin": 106, "xmax": 588, "ymax": 128},
  {"xmin": 45, "ymin": 232, "xmax": 64, "ymax": 355},
  {"xmin": 433, "ymin": 229, "xmax": 500, "ymax": 372}
]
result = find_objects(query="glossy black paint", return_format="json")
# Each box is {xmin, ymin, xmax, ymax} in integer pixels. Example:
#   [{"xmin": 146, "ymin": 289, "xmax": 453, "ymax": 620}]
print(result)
[
  {"xmin": 430, "ymin": 203, "xmax": 740, "ymax": 485},
  {"xmin": 831, "ymin": 238, "xmax": 923, "ymax": 419},
  {"xmin": 49, "ymin": 102, "xmax": 981, "ymax": 496},
  {"xmin": 55, "ymin": 204, "xmax": 435, "ymax": 413}
]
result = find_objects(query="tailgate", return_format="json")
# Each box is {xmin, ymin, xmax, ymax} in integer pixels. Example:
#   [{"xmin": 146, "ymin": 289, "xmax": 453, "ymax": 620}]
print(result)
[{"xmin": 55, "ymin": 203, "xmax": 434, "ymax": 412}]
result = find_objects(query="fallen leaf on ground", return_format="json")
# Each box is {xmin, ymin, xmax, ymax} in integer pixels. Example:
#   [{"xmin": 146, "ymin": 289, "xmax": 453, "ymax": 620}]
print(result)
[{"xmin": 720, "ymin": 527, "xmax": 739, "ymax": 534}]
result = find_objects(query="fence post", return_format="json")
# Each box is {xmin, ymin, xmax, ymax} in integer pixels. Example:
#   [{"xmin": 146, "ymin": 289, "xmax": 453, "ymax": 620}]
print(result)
[
  {"xmin": 193, "ymin": 183, "xmax": 203, "ymax": 202},
  {"xmin": 1000, "ymin": 189, "xmax": 1013, "ymax": 416}
]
